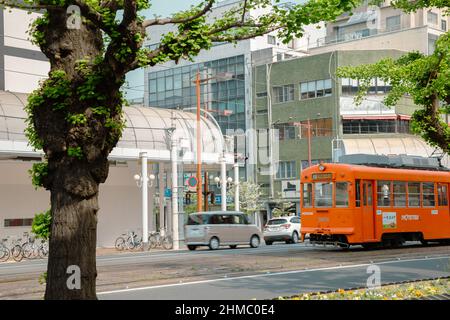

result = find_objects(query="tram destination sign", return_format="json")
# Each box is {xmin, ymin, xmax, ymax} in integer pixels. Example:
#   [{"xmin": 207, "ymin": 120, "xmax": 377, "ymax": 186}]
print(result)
[{"xmin": 312, "ymin": 173, "xmax": 333, "ymax": 180}]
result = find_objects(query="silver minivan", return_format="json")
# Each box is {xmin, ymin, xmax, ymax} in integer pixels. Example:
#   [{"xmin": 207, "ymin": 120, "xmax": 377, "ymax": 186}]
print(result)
[{"xmin": 184, "ymin": 211, "xmax": 262, "ymax": 250}]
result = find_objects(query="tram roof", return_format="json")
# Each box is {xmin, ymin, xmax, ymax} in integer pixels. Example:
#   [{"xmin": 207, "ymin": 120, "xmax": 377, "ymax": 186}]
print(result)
[{"xmin": 302, "ymin": 163, "xmax": 450, "ymax": 181}]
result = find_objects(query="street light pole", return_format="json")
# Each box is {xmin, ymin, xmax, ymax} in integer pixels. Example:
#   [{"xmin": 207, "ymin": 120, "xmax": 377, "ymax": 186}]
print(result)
[
  {"xmin": 141, "ymin": 152, "xmax": 148, "ymax": 244},
  {"xmin": 196, "ymin": 71, "xmax": 203, "ymax": 212}
]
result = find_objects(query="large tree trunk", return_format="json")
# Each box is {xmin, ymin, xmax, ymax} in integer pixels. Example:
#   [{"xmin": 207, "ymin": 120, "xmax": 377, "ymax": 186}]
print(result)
[
  {"xmin": 44, "ymin": 159, "xmax": 109, "ymax": 300},
  {"xmin": 45, "ymin": 185, "xmax": 99, "ymax": 299}
]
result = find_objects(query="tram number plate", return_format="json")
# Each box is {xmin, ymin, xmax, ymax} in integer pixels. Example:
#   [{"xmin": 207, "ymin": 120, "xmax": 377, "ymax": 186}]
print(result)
[{"xmin": 312, "ymin": 173, "xmax": 332, "ymax": 180}]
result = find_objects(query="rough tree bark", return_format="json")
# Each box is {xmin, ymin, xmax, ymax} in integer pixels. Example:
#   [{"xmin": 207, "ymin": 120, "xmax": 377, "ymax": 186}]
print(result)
[{"xmin": 35, "ymin": 10, "xmax": 122, "ymax": 300}]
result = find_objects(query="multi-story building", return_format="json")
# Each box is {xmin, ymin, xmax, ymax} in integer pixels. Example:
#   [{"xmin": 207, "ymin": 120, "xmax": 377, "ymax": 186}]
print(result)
[
  {"xmin": 308, "ymin": 0, "xmax": 449, "ymax": 55},
  {"xmin": 0, "ymin": 8, "xmax": 49, "ymax": 93},
  {"xmin": 253, "ymin": 49, "xmax": 447, "ymax": 220},
  {"xmin": 143, "ymin": 0, "xmax": 321, "ymax": 181}
]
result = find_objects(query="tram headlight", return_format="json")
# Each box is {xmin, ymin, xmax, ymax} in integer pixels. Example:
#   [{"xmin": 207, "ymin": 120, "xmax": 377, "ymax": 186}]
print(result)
[{"xmin": 319, "ymin": 164, "xmax": 326, "ymax": 171}]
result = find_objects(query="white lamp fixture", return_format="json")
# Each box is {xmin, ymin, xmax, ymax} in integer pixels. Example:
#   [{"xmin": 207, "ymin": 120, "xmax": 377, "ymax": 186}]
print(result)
[{"xmin": 134, "ymin": 173, "xmax": 156, "ymax": 187}]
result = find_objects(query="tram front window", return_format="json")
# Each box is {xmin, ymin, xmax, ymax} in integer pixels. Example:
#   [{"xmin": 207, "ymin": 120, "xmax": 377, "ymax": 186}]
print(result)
[
  {"xmin": 314, "ymin": 182, "xmax": 333, "ymax": 207},
  {"xmin": 335, "ymin": 182, "xmax": 349, "ymax": 207}
]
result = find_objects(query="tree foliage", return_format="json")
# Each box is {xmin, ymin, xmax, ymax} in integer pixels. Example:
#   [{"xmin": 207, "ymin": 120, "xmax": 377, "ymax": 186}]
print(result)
[
  {"xmin": 31, "ymin": 209, "xmax": 52, "ymax": 240},
  {"xmin": 228, "ymin": 181, "xmax": 264, "ymax": 214},
  {"xmin": 338, "ymin": 1, "xmax": 450, "ymax": 153}
]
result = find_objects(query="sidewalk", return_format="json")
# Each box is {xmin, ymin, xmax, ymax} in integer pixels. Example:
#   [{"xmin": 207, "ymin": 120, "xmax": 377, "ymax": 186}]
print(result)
[{"xmin": 95, "ymin": 244, "xmax": 188, "ymax": 256}]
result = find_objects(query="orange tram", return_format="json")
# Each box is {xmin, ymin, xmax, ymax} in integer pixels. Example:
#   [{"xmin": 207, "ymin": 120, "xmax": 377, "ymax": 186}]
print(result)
[{"xmin": 300, "ymin": 163, "xmax": 450, "ymax": 249}]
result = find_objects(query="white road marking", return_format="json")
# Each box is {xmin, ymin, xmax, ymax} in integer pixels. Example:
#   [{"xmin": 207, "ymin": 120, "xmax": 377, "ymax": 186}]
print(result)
[{"xmin": 97, "ymin": 255, "xmax": 450, "ymax": 295}]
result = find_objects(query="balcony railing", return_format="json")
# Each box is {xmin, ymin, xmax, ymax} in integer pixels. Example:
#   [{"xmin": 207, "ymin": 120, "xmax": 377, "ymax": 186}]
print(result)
[{"xmin": 312, "ymin": 25, "xmax": 414, "ymax": 48}]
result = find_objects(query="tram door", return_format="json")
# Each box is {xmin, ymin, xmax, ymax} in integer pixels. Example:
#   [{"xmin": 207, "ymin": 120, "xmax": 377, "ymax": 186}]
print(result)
[{"xmin": 362, "ymin": 180, "xmax": 376, "ymax": 240}]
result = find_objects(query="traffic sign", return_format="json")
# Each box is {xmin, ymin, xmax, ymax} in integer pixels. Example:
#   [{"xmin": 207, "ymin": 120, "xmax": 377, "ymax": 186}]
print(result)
[
  {"xmin": 186, "ymin": 176, "xmax": 198, "ymax": 192},
  {"xmin": 187, "ymin": 176, "xmax": 198, "ymax": 187}
]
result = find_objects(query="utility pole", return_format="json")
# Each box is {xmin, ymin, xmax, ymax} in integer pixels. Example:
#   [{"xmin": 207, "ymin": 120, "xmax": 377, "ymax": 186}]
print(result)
[
  {"xmin": 307, "ymin": 118, "xmax": 312, "ymax": 167},
  {"xmin": 196, "ymin": 71, "xmax": 203, "ymax": 212}
]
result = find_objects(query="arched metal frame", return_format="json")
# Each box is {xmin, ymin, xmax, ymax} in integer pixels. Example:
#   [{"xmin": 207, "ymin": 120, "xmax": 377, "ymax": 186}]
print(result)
[{"xmin": 0, "ymin": 90, "xmax": 228, "ymax": 158}]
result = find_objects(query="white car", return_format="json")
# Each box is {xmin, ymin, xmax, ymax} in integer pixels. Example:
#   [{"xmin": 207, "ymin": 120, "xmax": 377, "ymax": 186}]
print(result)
[{"xmin": 263, "ymin": 216, "xmax": 301, "ymax": 245}]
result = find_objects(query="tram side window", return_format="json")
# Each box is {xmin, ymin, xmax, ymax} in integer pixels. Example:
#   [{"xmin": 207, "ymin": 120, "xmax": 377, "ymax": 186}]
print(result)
[
  {"xmin": 355, "ymin": 180, "xmax": 361, "ymax": 207},
  {"xmin": 377, "ymin": 181, "xmax": 392, "ymax": 207},
  {"xmin": 367, "ymin": 182, "xmax": 373, "ymax": 205},
  {"xmin": 302, "ymin": 183, "xmax": 313, "ymax": 208},
  {"xmin": 438, "ymin": 184, "xmax": 448, "ymax": 206},
  {"xmin": 422, "ymin": 182, "xmax": 436, "ymax": 207},
  {"xmin": 335, "ymin": 182, "xmax": 349, "ymax": 207},
  {"xmin": 393, "ymin": 181, "xmax": 406, "ymax": 207},
  {"xmin": 314, "ymin": 182, "xmax": 333, "ymax": 207},
  {"xmin": 408, "ymin": 182, "xmax": 421, "ymax": 207}
]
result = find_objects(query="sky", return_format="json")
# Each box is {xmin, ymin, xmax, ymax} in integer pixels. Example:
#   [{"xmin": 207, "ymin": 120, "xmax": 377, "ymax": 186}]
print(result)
[{"xmin": 124, "ymin": 0, "xmax": 305, "ymax": 100}]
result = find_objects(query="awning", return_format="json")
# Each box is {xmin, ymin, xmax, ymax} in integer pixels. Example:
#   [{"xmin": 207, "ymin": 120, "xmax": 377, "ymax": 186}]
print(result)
[
  {"xmin": 0, "ymin": 91, "xmax": 234, "ymax": 164},
  {"xmin": 341, "ymin": 136, "xmax": 450, "ymax": 167}
]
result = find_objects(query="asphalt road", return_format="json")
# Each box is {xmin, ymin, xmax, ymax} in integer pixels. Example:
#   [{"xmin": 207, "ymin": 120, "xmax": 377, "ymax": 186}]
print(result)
[
  {"xmin": 98, "ymin": 256, "xmax": 450, "ymax": 300},
  {"xmin": 0, "ymin": 243, "xmax": 324, "ymax": 276},
  {"xmin": 1, "ymin": 242, "xmax": 450, "ymax": 299}
]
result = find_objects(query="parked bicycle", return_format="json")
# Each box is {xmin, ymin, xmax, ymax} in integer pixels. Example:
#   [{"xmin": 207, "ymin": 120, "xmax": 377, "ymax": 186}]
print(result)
[
  {"xmin": 21, "ymin": 234, "xmax": 49, "ymax": 259},
  {"xmin": 148, "ymin": 228, "xmax": 173, "ymax": 250},
  {"xmin": 115, "ymin": 230, "xmax": 144, "ymax": 251},
  {"xmin": 0, "ymin": 238, "xmax": 10, "ymax": 262},
  {"xmin": 9, "ymin": 235, "xmax": 26, "ymax": 262}
]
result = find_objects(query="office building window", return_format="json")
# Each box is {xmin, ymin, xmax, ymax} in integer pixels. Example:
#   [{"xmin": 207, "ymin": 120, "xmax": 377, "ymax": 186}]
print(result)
[
  {"xmin": 275, "ymin": 125, "xmax": 296, "ymax": 140},
  {"xmin": 273, "ymin": 84, "xmax": 294, "ymax": 103},
  {"xmin": 300, "ymin": 79, "xmax": 332, "ymax": 100},
  {"xmin": 256, "ymin": 91, "xmax": 267, "ymax": 98},
  {"xmin": 428, "ymin": 34, "xmax": 439, "ymax": 54},
  {"xmin": 442, "ymin": 19, "xmax": 447, "ymax": 31},
  {"xmin": 276, "ymin": 161, "xmax": 296, "ymax": 179},
  {"xmin": 386, "ymin": 15, "xmax": 401, "ymax": 31},
  {"xmin": 341, "ymin": 77, "xmax": 391, "ymax": 95},
  {"xmin": 147, "ymin": 55, "xmax": 246, "ymax": 134},
  {"xmin": 299, "ymin": 118, "xmax": 333, "ymax": 138},
  {"xmin": 427, "ymin": 11, "xmax": 438, "ymax": 25},
  {"xmin": 343, "ymin": 119, "xmax": 411, "ymax": 134},
  {"xmin": 268, "ymin": 35, "xmax": 276, "ymax": 45}
]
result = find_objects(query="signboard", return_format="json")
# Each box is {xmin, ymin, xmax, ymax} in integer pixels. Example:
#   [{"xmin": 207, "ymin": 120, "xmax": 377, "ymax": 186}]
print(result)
[
  {"xmin": 164, "ymin": 188, "xmax": 172, "ymax": 198},
  {"xmin": 186, "ymin": 177, "xmax": 198, "ymax": 192},
  {"xmin": 214, "ymin": 195, "xmax": 233, "ymax": 205},
  {"xmin": 312, "ymin": 173, "xmax": 332, "ymax": 180},
  {"xmin": 382, "ymin": 212, "xmax": 397, "ymax": 229}
]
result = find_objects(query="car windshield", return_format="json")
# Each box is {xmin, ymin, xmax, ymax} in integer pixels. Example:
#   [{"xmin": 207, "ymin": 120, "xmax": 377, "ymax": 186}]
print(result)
[
  {"xmin": 267, "ymin": 219, "xmax": 288, "ymax": 225},
  {"xmin": 187, "ymin": 214, "xmax": 209, "ymax": 225}
]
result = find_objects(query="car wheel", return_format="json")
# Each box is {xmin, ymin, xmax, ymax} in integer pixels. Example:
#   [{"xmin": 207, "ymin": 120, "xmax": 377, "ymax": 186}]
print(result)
[
  {"xmin": 209, "ymin": 237, "xmax": 220, "ymax": 250},
  {"xmin": 265, "ymin": 241, "xmax": 273, "ymax": 245},
  {"xmin": 291, "ymin": 232, "xmax": 299, "ymax": 244},
  {"xmin": 229, "ymin": 245, "xmax": 237, "ymax": 249},
  {"xmin": 187, "ymin": 245, "xmax": 197, "ymax": 251},
  {"xmin": 250, "ymin": 235, "xmax": 260, "ymax": 248}
]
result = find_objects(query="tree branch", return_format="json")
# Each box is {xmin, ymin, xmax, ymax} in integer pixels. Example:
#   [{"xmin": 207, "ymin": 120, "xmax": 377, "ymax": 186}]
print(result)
[
  {"xmin": 120, "ymin": 0, "xmax": 138, "ymax": 28},
  {"xmin": 71, "ymin": 0, "xmax": 116, "ymax": 35},
  {"xmin": 241, "ymin": 0, "xmax": 248, "ymax": 23},
  {"xmin": 142, "ymin": 0, "xmax": 215, "ymax": 28}
]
